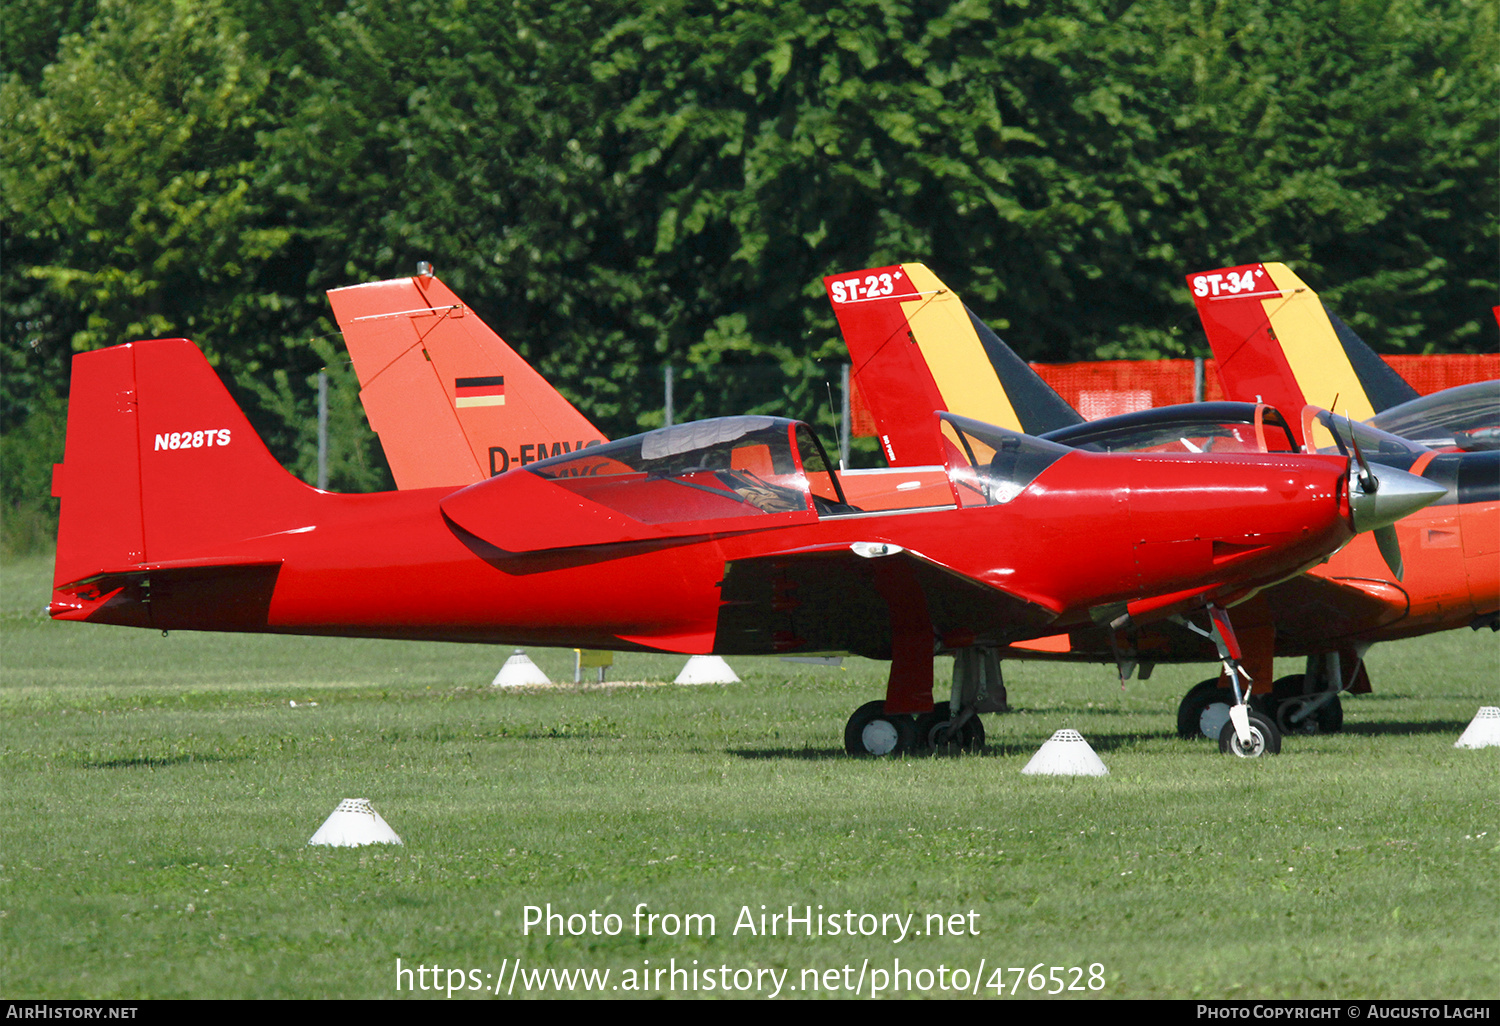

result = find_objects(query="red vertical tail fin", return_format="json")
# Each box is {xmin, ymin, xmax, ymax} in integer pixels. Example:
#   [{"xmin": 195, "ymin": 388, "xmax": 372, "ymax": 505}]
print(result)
[
  {"xmin": 825, "ymin": 263, "xmax": 1080, "ymax": 466},
  {"xmin": 1187, "ymin": 262, "xmax": 1418, "ymax": 439},
  {"xmin": 51, "ymin": 339, "xmax": 316, "ymax": 598}
]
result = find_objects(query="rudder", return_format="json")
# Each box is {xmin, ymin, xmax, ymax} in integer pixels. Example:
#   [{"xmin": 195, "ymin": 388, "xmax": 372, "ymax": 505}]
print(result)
[
  {"xmin": 1187, "ymin": 262, "xmax": 1418, "ymax": 437},
  {"xmin": 52, "ymin": 339, "xmax": 317, "ymax": 595}
]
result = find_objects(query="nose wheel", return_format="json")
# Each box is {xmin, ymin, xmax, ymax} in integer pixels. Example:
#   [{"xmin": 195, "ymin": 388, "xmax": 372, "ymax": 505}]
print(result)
[
  {"xmin": 1219, "ymin": 710, "xmax": 1281, "ymax": 757},
  {"xmin": 1174, "ymin": 605, "xmax": 1282, "ymax": 756}
]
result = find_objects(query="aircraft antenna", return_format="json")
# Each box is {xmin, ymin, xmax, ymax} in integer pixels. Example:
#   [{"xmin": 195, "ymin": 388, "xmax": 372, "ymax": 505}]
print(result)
[{"xmin": 826, "ymin": 380, "xmax": 846, "ymax": 470}]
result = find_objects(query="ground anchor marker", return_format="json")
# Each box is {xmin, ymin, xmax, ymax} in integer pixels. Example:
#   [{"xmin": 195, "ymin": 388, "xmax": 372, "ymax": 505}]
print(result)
[
  {"xmin": 1021, "ymin": 729, "xmax": 1109, "ymax": 776},
  {"xmin": 1454, "ymin": 706, "xmax": 1500, "ymax": 749},
  {"xmin": 674, "ymin": 655, "xmax": 741, "ymax": 684},
  {"xmin": 492, "ymin": 649, "xmax": 550, "ymax": 687},
  {"xmin": 308, "ymin": 798, "xmax": 403, "ymax": 847}
]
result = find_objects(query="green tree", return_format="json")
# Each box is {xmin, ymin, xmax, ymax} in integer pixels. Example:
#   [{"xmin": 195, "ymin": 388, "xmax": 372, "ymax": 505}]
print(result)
[{"xmin": 4, "ymin": 0, "xmax": 1493, "ymax": 554}]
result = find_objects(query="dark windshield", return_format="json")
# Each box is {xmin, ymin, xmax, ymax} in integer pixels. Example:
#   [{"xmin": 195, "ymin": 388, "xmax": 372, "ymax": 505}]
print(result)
[
  {"xmin": 1308, "ymin": 409, "xmax": 1431, "ymax": 459},
  {"xmin": 940, "ymin": 413, "xmax": 1069, "ymax": 506},
  {"xmin": 1041, "ymin": 402, "xmax": 1298, "ymax": 454}
]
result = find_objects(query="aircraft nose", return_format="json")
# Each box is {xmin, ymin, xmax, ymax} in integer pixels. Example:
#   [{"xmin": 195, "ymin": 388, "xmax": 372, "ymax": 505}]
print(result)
[{"xmin": 1349, "ymin": 463, "xmax": 1449, "ymax": 534}]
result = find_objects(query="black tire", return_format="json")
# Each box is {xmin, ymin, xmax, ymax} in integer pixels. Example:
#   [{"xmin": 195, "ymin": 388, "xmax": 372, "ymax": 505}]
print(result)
[
  {"xmin": 1271, "ymin": 674, "xmax": 1315, "ymax": 736},
  {"xmin": 1270, "ymin": 673, "xmax": 1344, "ymax": 735},
  {"xmin": 1218, "ymin": 710, "xmax": 1282, "ymax": 757},
  {"xmin": 1271, "ymin": 674, "xmax": 1307, "ymax": 702},
  {"xmin": 1317, "ymin": 694, "xmax": 1343, "ymax": 733},
  {"xmin": 844, "ymin": 700, "xmax": 916, "ymax": 756},
  {"xmin": 915, "ymin": 709, "xmax": 986, "ymax": 753},
  {"xmin": 1177, "ymin": 679, "xmax": 1234, "ymax": 739}
]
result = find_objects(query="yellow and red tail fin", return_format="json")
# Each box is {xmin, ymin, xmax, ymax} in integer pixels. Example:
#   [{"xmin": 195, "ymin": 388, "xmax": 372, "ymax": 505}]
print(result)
[
  {"xmin": 1187, "ymin": 263, "xmax": 1418, "ymax": 442},
  {"xmin": 51, "ymin": 339, "xmax": 317, "ymax": 596},
  {"xmin": 327, "ymin": 272, "xmax": 606, "ymax": 488},
  {"xmin": 825, "ymin": 263, "xmax": 1080, "ymax": 466}
]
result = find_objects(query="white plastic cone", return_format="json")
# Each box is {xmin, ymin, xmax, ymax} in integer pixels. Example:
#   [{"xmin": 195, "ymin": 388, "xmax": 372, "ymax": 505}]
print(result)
[
  {"xmin": 308, "ymin": 798, "xmax": 403, "ymax": 847},
  {"xmin": 674, "ymin": 655, "xmax": 740, "ymax": 684},
  {"xmin": 492, "ymin": 649, "xmax": 550, "ymax": 687},
  {"xmin": 1021, "ymin": 729, "xmax": 1109, "ymax": 776},
  {"xmin": 1454, "ymin": 706, "xmax": 1500, "ymax": 749}
]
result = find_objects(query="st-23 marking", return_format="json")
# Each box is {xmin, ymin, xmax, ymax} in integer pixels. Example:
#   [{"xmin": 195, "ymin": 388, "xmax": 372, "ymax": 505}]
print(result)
[{"xmin": 829, "ymin": 270, "xmax": 906, "ymax": 304}]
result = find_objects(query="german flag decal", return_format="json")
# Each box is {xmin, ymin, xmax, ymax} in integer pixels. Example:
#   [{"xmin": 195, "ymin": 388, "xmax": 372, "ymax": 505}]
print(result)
[{"xmin": 454, "ymin": 375, "xmax": 505, "ymax": 408}]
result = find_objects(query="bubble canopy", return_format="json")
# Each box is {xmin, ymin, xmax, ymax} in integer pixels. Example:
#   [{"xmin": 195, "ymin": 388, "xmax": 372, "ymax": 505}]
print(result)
[
  {"xmin": 525, "ymin": 416, "xmax": 851, "ymax": 523},
  {"xmin": 1369, "ymin": 381, "xmax": 1500, "ymax": 452}
]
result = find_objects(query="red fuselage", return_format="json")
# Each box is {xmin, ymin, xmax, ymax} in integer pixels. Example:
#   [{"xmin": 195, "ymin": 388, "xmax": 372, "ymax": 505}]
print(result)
[{"xmin": 54, "ymin": 449, "xmax": 1355, "ymax": 656}]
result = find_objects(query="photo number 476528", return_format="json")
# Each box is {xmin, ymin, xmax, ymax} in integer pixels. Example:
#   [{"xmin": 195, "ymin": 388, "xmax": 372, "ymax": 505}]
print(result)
[{"xmin": 989, "ymin": 963, "xmax": 1106, "ymax": 995}]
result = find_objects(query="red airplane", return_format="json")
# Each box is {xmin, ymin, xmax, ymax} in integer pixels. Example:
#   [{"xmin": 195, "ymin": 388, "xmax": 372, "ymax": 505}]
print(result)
[
  {"xmin": 46, "ymin": 330, "xmax": 1437, "ymax": 757},
  {"xmin": 1187, "ymin": 261, "xmax": 1499, "ymax": 452},
  {"xmin": 327, "ymin": 268, "xmax": 1456, "ymax": 750},
  {"xmin": 827, "ymin": 262, "xmax": 1485, "ymax": 741},
  {"xmin": 1185, "ymin": 262, "xmax": 1499, "ymax": 720}
]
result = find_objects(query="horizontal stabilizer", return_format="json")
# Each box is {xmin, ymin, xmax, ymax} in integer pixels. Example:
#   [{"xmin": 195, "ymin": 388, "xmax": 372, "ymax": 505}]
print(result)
[{"xmin": 50, "ymin": 562, "xmax": 282, "ymax": 630}]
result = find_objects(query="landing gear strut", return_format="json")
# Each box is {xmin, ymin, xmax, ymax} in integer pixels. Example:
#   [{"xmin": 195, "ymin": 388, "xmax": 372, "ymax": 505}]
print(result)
[
  {"xmin": 844, "ymin": 646, "xmax": 1005, "ymax": 756},
  {"xmin": 1266, "ymin": 648, "xmax": 1361, "ymax": 735},
  {"xmin": 916, "ymin": 708, "xmax": 985, "ymax": 752},
  {"xmin": 921, "ymin": 647, "xmax": 1005, "ymax": 753},
  {"xmin": 1175, "ymin": 605, "xmax": 1282, "ymax": 757}
]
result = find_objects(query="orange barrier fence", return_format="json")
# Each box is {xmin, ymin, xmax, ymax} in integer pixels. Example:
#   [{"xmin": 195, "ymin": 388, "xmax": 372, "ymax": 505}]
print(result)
[
  {"xmin": 852, "ymin": 354, "xmax": 1498, "ymax": 433},
  {"xmin": 1032, "ymin": 359, "xmax": 1223, "ymax": 420},
  {"xmin": 1382, "ymin": 354, "xmax": 1500, "ymax": 397}
]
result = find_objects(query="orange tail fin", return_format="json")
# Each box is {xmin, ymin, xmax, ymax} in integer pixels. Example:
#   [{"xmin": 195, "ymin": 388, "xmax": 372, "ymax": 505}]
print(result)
[{"xmin": 328, "ymin": 272, "xmax": 606, "ymax": 488}]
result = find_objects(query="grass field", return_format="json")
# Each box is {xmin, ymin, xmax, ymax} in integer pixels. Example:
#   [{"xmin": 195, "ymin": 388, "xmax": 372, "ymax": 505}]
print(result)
[{"xmin": 2, "ymin": 554, "xmax": 1496, "ymax": 999}]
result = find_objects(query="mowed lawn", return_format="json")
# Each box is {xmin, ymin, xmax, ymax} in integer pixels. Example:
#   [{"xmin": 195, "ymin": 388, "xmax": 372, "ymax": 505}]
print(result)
[{"xmin": 2, "ymin": 555, "xmax": 1496, "ymax": 999}]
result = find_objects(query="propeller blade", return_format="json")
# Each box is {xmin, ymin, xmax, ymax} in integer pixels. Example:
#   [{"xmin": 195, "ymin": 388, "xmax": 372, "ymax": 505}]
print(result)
[
  {"xmin": 1328, "ymin": 422, "xmax": 1350, "ymax": 458},
  {"xmin": 1347, "ymin": 413, "xmax": 1376, "ymax": 494},
  {"xmin": 1374, "ymin": 524, "xmax": 1404, "ymax": 581}
]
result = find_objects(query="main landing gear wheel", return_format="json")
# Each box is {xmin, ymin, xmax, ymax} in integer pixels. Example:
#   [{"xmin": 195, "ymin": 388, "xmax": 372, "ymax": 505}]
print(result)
[
  {"xmin": 844, "ymin": 701, "xmax": 916, "ymax": 756},
  {"xmin": 915, "ymin": 709, "xmax": 985, "ymax": 753},
  {"xmin": 1218, "ymin": 710, "xmax": 1282, "ymax": 757},
  {"xmin": 1270, "ymin": 674, "xmax": 1344, "ymax": 736},
  {"xmin": 1177, "ymin": 679, "xmax": 1235, "ymax": 740}
]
